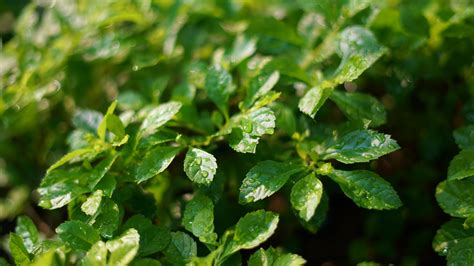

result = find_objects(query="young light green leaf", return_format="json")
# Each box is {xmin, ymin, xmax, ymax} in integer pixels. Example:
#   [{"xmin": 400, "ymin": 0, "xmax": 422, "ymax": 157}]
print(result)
[
  {"xmin": 184, "ymin": 148, "xmax": 217, "ymax": 186},
  {"xmin": 139, "ymin": 101, "xmax": 182, "ymax": 137},
  {"xmin": 122, "ymin": 215, "xmax": 171, "ymax": 256},
  {"xmin": 56, "ymin": 220, "xmax": 101, "ymax": 251},
  {"xmin": 248, "ymin": 247, "xmax": 306, "ymax": 266},
  {"xmin": 298, "ymin": 87, "xmax": 333, "ymax": 118},
  {"xmin": 290, "ymin": 173, "xmax": 323, "ymax": 222},
  {"xmin": 329, "ymin": 90, "xmax": 387, "ymax": 127},
  {"xmin": 46, "ymin": 148, "xmax": 94, "ymax": 173},
  {"xmin": 436, "ymin": 180, "xmax": 474, "ymax": 217},
  {"xmin": 433, "ymin": 219, "xmax": 474, "ymax": 256},
  {"xmin": 328, "ymin": 169, "xmax": 402, "ymax": 210},
  {"xmin": 273, "ymin": 253, "xmax": 306, "ymax": 266},
  {"xmin": 239, "ymin": 161, "xmax": 304, "ymax": 204},
  {"xmin": 163, "ymin": 232, "xmax": 197, "ymax": 266},
  {"xmin": 15, "ymin": 216, "xmax": 39, "ymax": 254},
  {"xmin": 92, "ymin": 198, "xmax": 120, "ymax": 238},
  {"xmin": 81, "ymin": 190, "xmax": 103, "ymax": 216},
  {"xmin": 446, "ymin": 237, "xmax": 474, "ymax": 265},
  {"xmin": 244, "ymin": 71, "xmax": 280, "ymax": 108},
  {"xmin": 330, "ymin": 26, "xmax": 386, "ymax": 85},
  {"xmin": 205, "ymin": 66, "xmax": 235, "ymax": 116},
  {"xmin": 98, "ymin": 100, "xmax": 118, "ymax": 140},
  {"xmin": 182, "ymin": 194, "xmax": 217, "ymax": 244},
  {"xmin": 448, "ymin": 150, "xmax": 474, "ymax": 180},
  {"xmin": 133, "ymin": 146, "xmax": 181, "ymax": 183},
  {"xmin": 230, "ymin": 210, "xmax": 279, "ymax": 251},
  {"xmin": 453, "ymin": 125, "xmax": 474, "ymax": 149},
  {"xmin": 83, "ymin": 241, "xmax": 107, "ymax": 266},
  {"xmin": 106, "ymin": 229, "xmax": 140, "ymax": 266},
  {"xmin": 9, "ymin": 233, "xmax": 30, "ymax": 266},
  {"xmin": 322, "ymin": 130, "xmax": 400, "ymax": 164},
  {"xmin": 106, "ymin": 114, "xmax": 126, "ymax": 139},
  {"xmin": 30, "ymin": 250, "xmax": 62, "ymax": 266}
]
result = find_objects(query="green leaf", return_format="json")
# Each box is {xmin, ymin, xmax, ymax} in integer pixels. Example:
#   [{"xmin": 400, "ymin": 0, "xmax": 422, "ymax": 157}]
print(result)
[
  {"xmin": 46, "ymin": 148, "xmax": 94, "ymax": 173},
  {"xmin": 328, "ymin": 169, "xmax": 402, "ymax": 210},
  {"xmin": 184, "ymin": 148, "xmax": 217, "ymax": 186},
  {"xmin": 106, "ymin": 229, "xmax": 140, "ymax": 266},
  {"xmin": 298, "ymin": 87, "xmax": 333, "ymax": 118},
  {"xmin": 38, "ymin": 168, "xmax": 90, "ymax": 209},
  {"xmin": 244, "ymin": 71, "xmax": 280, "ymax": 108},
  {"xmin": 83, "ymin": 241, "xmax": 107, "ymax": 266},
  {"xmin": 30, "ymin": 250, "xmax": 62, "ymax": 266},
  {"xmin": 133, "ymin": 146, "xmax": 181, "ymax": 183},
  {"xmin": 139, "ymin": 102, "xmax": 182, "ymax": 137},
  {"xmin": 329, "ymin": 90, "xmax": 387, "ymax": 127},
  {"xmin": 239, "ymin": 161, "xmax": 304, "ymax": 204},
  {"xmin": 81, "ymin": 190, "xmax": 103, "ymax": 216},
  {"xmin": 433, "ymin": 219, "xmax": 474, "ymax": 256},
  {"xmin": 273, "ymin": 253, "xmax": 306, "ymax": 266},
  {"xmin": 163, "ymin": 232, "xmax": 197, "ymax": 265},
  {"xmin": 88, "ymin": 154, "xmax": 119, "ymax": 189},
  {"xmin": 106, "ymin": 114, "xmax": 126, "ymax": 139},
  {"xmin": 322, "ymin": 130, "xmax": 400, "ymax": 164},
  {"xmin": 98, "ymin": 100, "xmax": 118, "ymax": 140},
  {"xmin": 56, "ymin": 220, "xmax": 101, "ymax": 251},
  {"xmin": 229, "ymin": 128, "xmax": 259, "ymax": 154},
  {"xmin": 448, "ymin": 150, "xmax": 474, "ymax": 181},
  {"xmin": 290, "ymin": 173, "xmax": 323, "ymax": 222},
  {"xmin": 230, "ymin": 210, "xmax": 279, "ymax": 252},
  {"xmin": 330, "ymin": 26, "xmax": 386, "ymax": 85},
  {"xmin": 229, "ymin": 34, "xmax": 257, "ymax": 67},
  {"xmin": 453, "ymin": 125, "xmax": 474, "ymax": 149},
  {"xmin": 122, "ymin": 215, "xmax": 171, "ymax": 256},
  {"xmin": 446, "ymin": 237, "xmax": 474, "ymax": 265},
  {"xmin": 248, "ymin": 248, "xmax": 306, "ymax": 266},
  {"xmin": 436, "ymin": 180, "xmax": 474, "ymax": 217},
  {"xmin": 92, "ymin": 198, "xmax": 120, "ymax": 238},
  {"xmin": 132, "ymin": 258, "xmax": 162, "ymax": 266},
  {"xmin": 182, "ymin": 194, "xmax": 217, "ymax": 244},
  {"xmin": 15, "ymin": 216, "xmax": 39, "ymax": 254},
  {"xmin": 298, "ymin": 191, "xmax": 329, "ymax": 233},
  {"xmin": 72, "ymin": 109, "xmax": 104, "ymax": 134},
  {"xmin": 9, "ymin": 233, "xmax": 30, "ymax": 266},
  {"xmin": 205, "ymin": 66, "xmax": 235, "ymax": 116}
]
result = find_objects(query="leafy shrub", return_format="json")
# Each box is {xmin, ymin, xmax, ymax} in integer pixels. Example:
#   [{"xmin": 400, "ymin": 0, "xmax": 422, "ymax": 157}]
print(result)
[{"xmin": 0, "ymin": 0, "xmax": 473, "ymax": 265}]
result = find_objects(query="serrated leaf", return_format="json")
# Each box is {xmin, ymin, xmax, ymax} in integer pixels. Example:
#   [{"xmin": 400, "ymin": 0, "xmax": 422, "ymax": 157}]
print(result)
[
  {"xmin": 56, "ymin": 221, "xmax": 100, "ymax": 251},
  {"xmin": 83, "ymin": 241, "xmax": 107, "ymax": 266},
  {"xmin": 106, "ymin": 229, "xmax": 140, "ymax": 266},
  {"xmin": 184, "ymin": 148, "xmax": 217, "ymax": 186},
  {"xmin": 248, "ymin": 247, "xmax": 306, "ymax": 266},
  {"xmin": 329, "ymin": 90, "xmax": 386, "ymax": 127},
  {"xmin": 139, "ymin": 102, "xmax": 182, "ymax": 137},
  {"xmin": 244, "ymin": 71, "xmax": 280, "ymax": 108},
  {"xmin": 9, "ymin": 233, "xmax": 30, "ymax": 266},
  {"xmin": 133, "ymin": 146, "xmax": 181, "ymax": 183},
  {"xmin": 330, "ymin": 26, "xmax": 386, "ymax": 85},
  {"xmin": 298, "ymin": 87, "xmax": 333, "ymax": 118},
  {"xmin": 446, "ymin": 237, "xmax": 474, "ymax": 265},
  {"xmin": 81, "ymin": 190, "xmax": 103, "ymax": 216},
  {"xmin": 322, "ymin": 130, "xmax": 400, "ymax": 164},
  {"xmin": 239, "ymin": 161, "xmax": 304, "ymax": 204},
  {"xmin": 328, "ymin": 169, "xmax": 402, "ymax": 210},
  {"xmin": 230, "ymin": 210, "xmax": 279, "ymax": 252},
  {"xmin": 247, "ymin": 107, "xmax": 276, "ymax": 136},
  {"xmin": 163, "ymin": 232, "xmax": 197, "ymax": 266},
  {"xmin": 453, "ymin": 125, "xmax": 474, "ymax": 149},
  {"xmin": 448, "ymin": 150, "xmax": 474, "ymax": 181},
  {"xmin": 433, "ymin": 219, "xmax": 474, "ymax": 256},
  {"xmin": 122, "ymin": 215, "xmax": 171, "ymax": 256},
  {"xmin": 182, "ymin": 194, "xmax": 217, "ymax": 244},
  {"xmin": 15, "ymin": 216, "xmax": 39, "ymax": 254},
  {"xmin": 290, "ymin": 173, "xmax": 323, "ymax": 222},
  {"xmin": 205, "ymin": 66, "xmax": 235, "ymax": 116},
  {"xmin": 436, "ymin": 180, "xmax": 474, "ymax": 217},
  {"xmin": 229, "ymin": 128, "xmax": 259, "ymax": 154},
  {"xmin": 273, "ymin": 253, "xmax": 306, "ymax": 266}
]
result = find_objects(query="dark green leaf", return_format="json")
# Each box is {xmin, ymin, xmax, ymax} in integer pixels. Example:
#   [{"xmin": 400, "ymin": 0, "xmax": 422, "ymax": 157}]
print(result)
[
  {"xmin": 106, "ymin": 229, "xmax": 140, "ymax": 266},
  {"xmin": 448, "ymin": 150, "xmax": 474, "ymax": 181},
  {"xmin": 298, "ymin": 87, "xmax": 333, "ymax": 118},
  {"xmin": 446, "ymin": 237, "xmax": 474, "ymax": 265},
  {"xmin": 433, "ymin": 219, "xmax": 474, "ymax": 256},
  {"xmin": 15, "ymin": 216, "xmax": 39, "ymax": 254},
  {"xmin": 230, "ymin": 210, "xmax": 279, "ymax": 252},
  {"xmin": 453, "ymin": 125, "xmax": 474, "ymax": 149},
  {"xmin": 122, "ymin": 215, "xmax": 171, "ymax": 256},
  {"xmin": 328, "ymin": 169, "xmax": 402, "ymax": 210},
  {"xmin": 182, "ymin": 194, "xmax": 217, "ymax": 244},
  {"xmin": 436, "ymin": 180, "xmax": 474, "ymax": 217},
  {"xmin": 163, "ymin": 232, "xmax": 197, "ymax": 265},
  {"xmin": 290, "ymin": 173, "xmax": 323, "ymax": 222},
  {"xmin": 239, "ymin": 161, "xmax": 304, "ymax": 204},
  {"xmin": 139, "ymin": 102, "xmax": 182, "ymax": 137},
  {"xmin": 133, "ymin": 146, "xmax": 181, "ymax": 183},
  {"xmin": 205, "ymin": 66, "xmax": 235, "ymax": 116},
  {"xmin": 56, "ymin": 221, "xmax": 100, "ymax": 251},
  {"xmin": 83, "ymin": 241, "xmax": 107, "ymax": 266}
]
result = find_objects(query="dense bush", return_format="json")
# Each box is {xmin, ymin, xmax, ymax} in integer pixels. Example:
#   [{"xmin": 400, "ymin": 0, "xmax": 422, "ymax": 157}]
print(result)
[{"xmin": 0, "ymin": 0, "xmax": 473, "ymax": 265}]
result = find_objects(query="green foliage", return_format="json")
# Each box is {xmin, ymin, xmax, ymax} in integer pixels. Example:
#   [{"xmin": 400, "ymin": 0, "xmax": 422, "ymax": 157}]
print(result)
[{"xmin": 0, "ymin": 0, "xmax": 472, "ymax": 264}]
